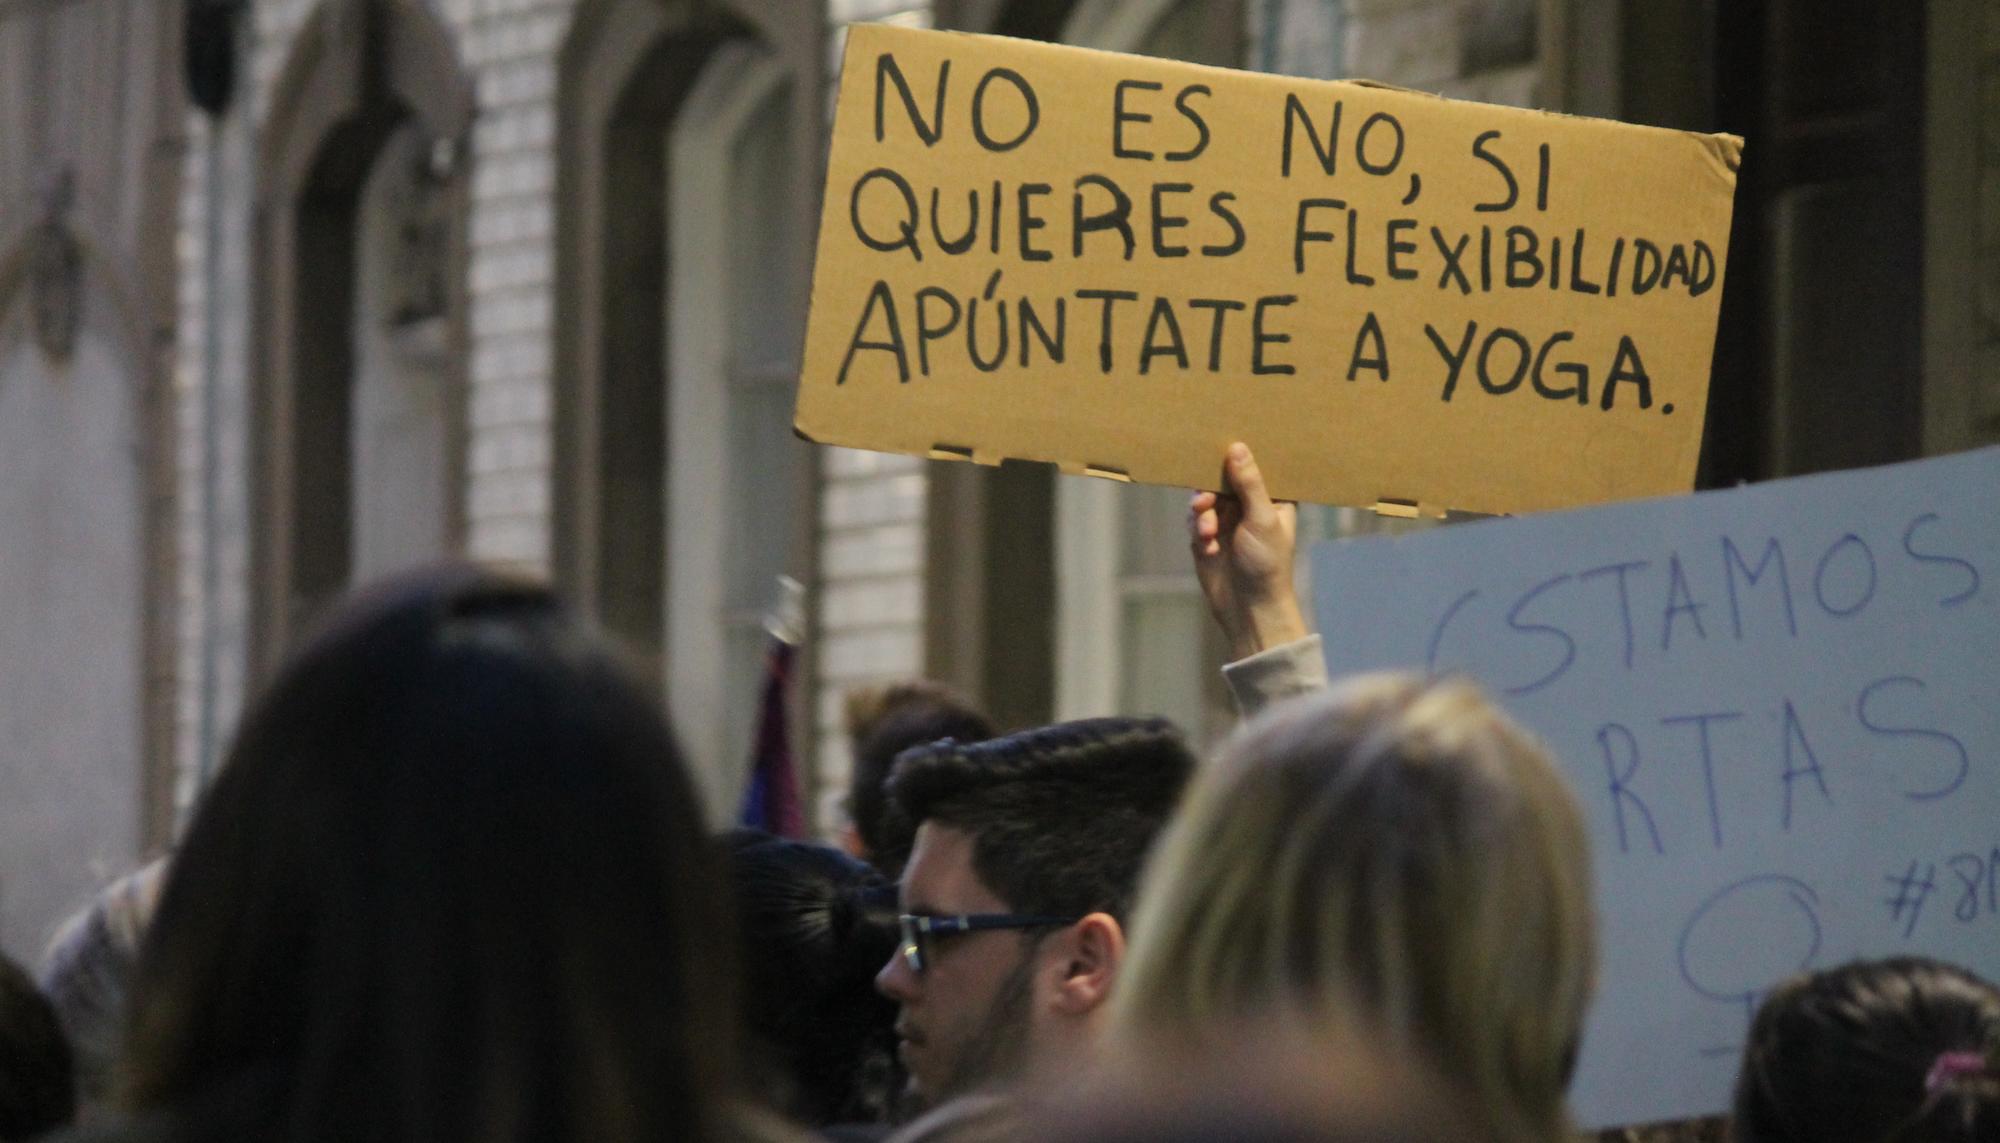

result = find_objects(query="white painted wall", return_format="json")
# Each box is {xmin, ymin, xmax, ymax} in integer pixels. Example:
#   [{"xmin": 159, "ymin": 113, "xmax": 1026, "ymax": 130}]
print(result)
[
  {"xmin": 0, "ymin": 297, "xmax": 143, "ymax": 963},
  {"xmin": 666, "ymin": 42, "xmax": 801, "ymax": 821},
  {"xmin": 351, "ymin": 123, "xmax": 452, "ymax": 582}
]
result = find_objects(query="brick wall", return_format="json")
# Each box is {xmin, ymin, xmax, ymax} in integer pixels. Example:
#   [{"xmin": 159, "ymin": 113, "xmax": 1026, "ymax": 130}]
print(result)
[
  {"xmin": 812, "ymin": 448, "xmax": 928, "ymax": 830},
  {"xmin": 174, "ymin": 0, "xmax": 346, "ymax": 820},
  {"xmin": 171, "ymin": 30, "xmax": 264, "ymax": 820},
  {"xmin": 462, "ymin": 3, "xmax": 566, "ymax": 571}
]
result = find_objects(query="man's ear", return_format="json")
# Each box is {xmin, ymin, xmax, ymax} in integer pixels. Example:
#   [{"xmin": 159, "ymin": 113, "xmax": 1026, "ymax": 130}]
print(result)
[{"xmin": 1045, "ymin": 912, "xmax": 1125, "ymax": 1016}]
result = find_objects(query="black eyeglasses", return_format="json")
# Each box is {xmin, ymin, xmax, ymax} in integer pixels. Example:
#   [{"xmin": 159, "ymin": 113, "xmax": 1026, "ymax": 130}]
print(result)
[{"xmin": 897, "ymin": 913, "xmax": 1082, "ymax": 974}]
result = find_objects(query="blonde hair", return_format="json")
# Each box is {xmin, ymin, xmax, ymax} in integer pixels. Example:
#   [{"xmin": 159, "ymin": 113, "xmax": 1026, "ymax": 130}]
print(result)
[{"xmin": 1111, "ymin": 672, "xmax": 1595, "ymax": 1142}]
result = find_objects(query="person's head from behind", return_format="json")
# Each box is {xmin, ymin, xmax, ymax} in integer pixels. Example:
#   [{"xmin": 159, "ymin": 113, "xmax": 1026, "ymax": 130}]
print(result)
[
  {"xmin": 1033, "ymin": 1019, "xmax": 1498, "ymax": 1143},
  {"xmin": 123, "ymin": 567, "xmax": 735, "ymax": 1142},
  {"xmin": 1112, "ymin": 673, "xmax": 1595, "ymax": 1143},
  {"xmin": 724, "ymin": 831, "xmax": 901, "ymax": 1126},
  {"xmin": 844, "ymin": 682, "xmax": 994, "ymax": 875},
  {"xmin": 0, "ymin": 952, "xmax": 74, "ymax": 1141},
  {"xmin": 874, "ymin": 717, "xmax": 1197, "ymax": 1112},
  {"xmin": 1733, "ymin": 957, "xmax": 2000, "ymax": 1143}
]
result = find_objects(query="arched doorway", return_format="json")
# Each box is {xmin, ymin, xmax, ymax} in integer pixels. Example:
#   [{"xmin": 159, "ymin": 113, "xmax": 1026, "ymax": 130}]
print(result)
[
  {"xmin": 251, "ymin": 0, "xmax": 473, "ymax": 673},
  {"xmin": 554, "ymin": 0, "xmax": 821, "ymax": 817}
]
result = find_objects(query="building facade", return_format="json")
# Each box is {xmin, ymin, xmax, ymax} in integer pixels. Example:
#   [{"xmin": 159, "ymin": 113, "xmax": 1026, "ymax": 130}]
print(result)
[
  {"xmin": 154, "ymin": 0, "xmax": 1567, "ymax": 860},
  {"xmin": 1, "ymin": 3, "xmax": 1996, "ymax": 1057}
]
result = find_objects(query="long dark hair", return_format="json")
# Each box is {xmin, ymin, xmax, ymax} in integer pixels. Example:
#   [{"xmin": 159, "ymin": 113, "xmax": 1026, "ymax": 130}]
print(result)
[
  {"xmin": 0, "ymin": 951, "xmax": 75, "ymax": 1139},
  {"xmin": 122, "ymin": 568, "xmax": 737, "ymax": 1142},
  {"xmin": 1733, "ymin": 957, "xmax": 2000, "ymax": 1143}
]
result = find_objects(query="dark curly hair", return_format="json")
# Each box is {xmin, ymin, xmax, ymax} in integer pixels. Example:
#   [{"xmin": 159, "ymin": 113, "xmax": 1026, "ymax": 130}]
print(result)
[
  {"xmin": 849, "ymin": 686, "xmax": 995, "ymax": 876},
  {"xmin": 886, "ymin": 717, "xmax": 1197, "ymax": 921},
  {"xmin": 724, "ymin": 832, "xmax": 901, "ymax": 1127},
  {"xmin": 1733, "ymin": 956, "xmax": 2000, "ymax": 1143}
]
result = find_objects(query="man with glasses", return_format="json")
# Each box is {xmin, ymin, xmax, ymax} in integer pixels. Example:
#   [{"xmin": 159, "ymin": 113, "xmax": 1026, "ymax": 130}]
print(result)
[{"xmin": 874, "ymin": 717, "xmax": 1197, "ymax": 1126}]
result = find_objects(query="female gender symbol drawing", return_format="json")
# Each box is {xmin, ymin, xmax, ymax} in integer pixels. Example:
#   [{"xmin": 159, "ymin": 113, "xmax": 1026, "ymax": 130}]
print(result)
[{"xmin": 1676, "ymin": 873, "xmax": 1821, "ymax": 1056}]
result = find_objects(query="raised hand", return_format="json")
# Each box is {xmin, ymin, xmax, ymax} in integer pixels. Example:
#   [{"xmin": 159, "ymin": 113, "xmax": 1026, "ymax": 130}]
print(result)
[{"xmin": 1188, "ymin": 442, "xmax": 1310, "ymax": 661}]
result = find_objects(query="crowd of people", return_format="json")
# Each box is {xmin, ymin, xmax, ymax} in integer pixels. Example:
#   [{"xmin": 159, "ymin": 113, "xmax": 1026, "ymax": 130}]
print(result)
[{"xmin": 1, "ymin": 442, "xmax": 1995, "ymax": 1142}]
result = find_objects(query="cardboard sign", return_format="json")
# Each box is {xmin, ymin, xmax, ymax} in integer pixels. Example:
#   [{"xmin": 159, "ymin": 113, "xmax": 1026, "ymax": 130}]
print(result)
[
  {"xmin": 1308, "ymin": 447, "xmax": 2000, "ymax": 1127},
  {"xmin": 796, "ymin": 25, "xmax": 1742, "ymax": 516}
]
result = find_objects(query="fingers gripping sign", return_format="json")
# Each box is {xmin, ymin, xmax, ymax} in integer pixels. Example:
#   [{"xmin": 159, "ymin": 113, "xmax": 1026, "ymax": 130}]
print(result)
[{"xmin": 1189, "ymin": 442, "xmax": 1311, "ymax": 661}]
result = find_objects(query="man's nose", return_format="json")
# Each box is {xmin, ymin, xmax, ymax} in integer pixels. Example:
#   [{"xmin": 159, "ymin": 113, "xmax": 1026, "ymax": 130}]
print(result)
[{"xmin": 877, "ymin": 947, "xmax": 917, "ymax": 1002}]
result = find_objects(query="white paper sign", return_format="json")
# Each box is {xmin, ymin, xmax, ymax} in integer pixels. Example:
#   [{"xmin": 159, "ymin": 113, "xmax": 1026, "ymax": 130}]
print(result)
[{"xmin": 1310, "ymin": 447, "xmax": 2000, "ymax": 1129}]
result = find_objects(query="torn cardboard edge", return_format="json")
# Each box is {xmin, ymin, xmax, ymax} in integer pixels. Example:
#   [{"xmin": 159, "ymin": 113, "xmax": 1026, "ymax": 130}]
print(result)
[{"xmin": 915, "ymin": 437, "xmax": 1448, "ymax": 518}]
